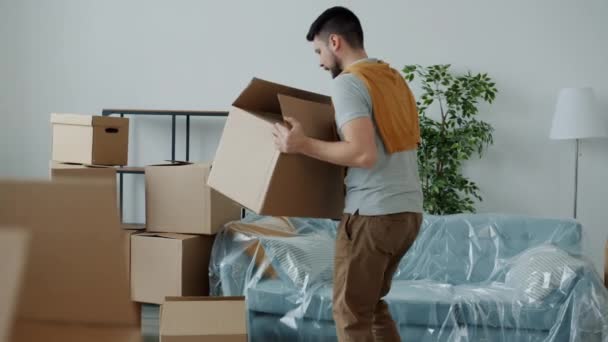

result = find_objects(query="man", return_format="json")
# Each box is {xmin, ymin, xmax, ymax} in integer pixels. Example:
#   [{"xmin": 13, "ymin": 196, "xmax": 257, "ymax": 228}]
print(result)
[{"xmin": 272, "ymin": 6, "xmax": 423, "ymax": 342}]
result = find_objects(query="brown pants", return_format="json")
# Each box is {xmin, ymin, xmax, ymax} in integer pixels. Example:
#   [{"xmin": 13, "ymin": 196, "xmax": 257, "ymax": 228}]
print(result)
[{"xmin": 333, "ymin": 211, "xmax": 422, "ymax": 342}]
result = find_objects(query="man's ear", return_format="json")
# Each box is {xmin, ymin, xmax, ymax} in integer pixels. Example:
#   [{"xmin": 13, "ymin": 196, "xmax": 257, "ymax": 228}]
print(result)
[{"xmin": 328, "ymin": 34, "xmax": 340, "ymax": 51}]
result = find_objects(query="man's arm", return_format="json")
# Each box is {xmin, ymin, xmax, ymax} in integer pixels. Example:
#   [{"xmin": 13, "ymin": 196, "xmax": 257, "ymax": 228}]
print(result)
[{"xmin": 273, "ymin": 116, "xmax": 378, "ymax": 169}]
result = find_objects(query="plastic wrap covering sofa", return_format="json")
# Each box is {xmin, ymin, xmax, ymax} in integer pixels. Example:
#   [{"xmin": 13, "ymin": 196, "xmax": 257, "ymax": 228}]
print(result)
[{"xmin": 210, "ymin": 213, "xmax": 608, "ymax": 342}]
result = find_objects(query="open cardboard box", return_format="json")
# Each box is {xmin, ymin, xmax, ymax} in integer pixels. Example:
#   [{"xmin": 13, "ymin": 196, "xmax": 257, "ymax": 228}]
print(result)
[{"xmin": 208, "ymin": 78, "xmax": 345, "ymax": 219}]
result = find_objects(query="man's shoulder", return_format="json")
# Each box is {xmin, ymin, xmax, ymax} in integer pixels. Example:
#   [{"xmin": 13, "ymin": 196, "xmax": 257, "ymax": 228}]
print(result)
[
  {"xmin": 331, "ymin": 72, "xmax": 369, "ymax": 99},
  {"xmin": 333, "ymin": 72, "xmax": 363, "ymax": 88}
]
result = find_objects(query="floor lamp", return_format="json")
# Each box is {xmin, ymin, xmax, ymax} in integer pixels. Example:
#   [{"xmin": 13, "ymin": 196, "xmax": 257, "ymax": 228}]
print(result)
[{"xmin": 550, "ymin": 87, "xmax": 608, "ymax": 219}]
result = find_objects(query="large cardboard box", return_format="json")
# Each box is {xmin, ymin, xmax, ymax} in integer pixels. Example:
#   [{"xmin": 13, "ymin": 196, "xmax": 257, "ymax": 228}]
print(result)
[
  {"xmin": 207, "ymin": 78, "xmax": 345, "ymax": 219},
  {"xmin": 146, "ymin": 162, "xmax": 241, "ymax": 235},
  {"xmin": 131, "ymin": 233, "xmax": 215, "ymax": 304},
  {"xmin": 160, "ymin": 297, "xmax": 247, "ymax": 342},
  {"xmin": 0, "ymin": 180, "xmax": 140, "ymax": 342},
  {"xmin": 51, "ymin": 113, "xmax": 129, "ymax": 166},
  {"xmin": 0, "ymin": 229, "xmax": 29, "ymax": 342}
]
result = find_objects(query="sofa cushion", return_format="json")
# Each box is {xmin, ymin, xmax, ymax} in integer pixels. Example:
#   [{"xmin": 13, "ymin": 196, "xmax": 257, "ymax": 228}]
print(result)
[
  {"xmin": 505, "ymin": 245, "xmax": 583, "ymax": 303},
  {"xmin": 246, "ymin": 280, "xmax": 459, "ymax": 327},
  {"xmin": 396, "ymin": 214, "xmax": 582, "ymax": 285},
  {"xmin": 454, "ymin": 284, "xmax": 566, "ymax": 331},
  {"xmin": 246, "ymin": 279, "xmax": 566, "ymax": 332}
]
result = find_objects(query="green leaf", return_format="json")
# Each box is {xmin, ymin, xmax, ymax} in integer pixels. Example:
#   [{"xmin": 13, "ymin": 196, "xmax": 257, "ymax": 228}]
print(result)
[{"xmin": 407, "ymin": 64, "xmax": 497, "ymax": 214}]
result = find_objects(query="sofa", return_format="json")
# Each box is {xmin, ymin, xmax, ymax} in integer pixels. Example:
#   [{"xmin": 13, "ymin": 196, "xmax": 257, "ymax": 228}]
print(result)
[{"xmin": 210, "ymin": 213, "xmax": 608, "ymax": 342}]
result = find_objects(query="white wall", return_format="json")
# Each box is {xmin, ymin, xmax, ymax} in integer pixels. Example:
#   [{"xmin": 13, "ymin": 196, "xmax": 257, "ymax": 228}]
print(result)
[{"xmin": 1, "ymin": 0, "xmax": 607, "ymax": 272}]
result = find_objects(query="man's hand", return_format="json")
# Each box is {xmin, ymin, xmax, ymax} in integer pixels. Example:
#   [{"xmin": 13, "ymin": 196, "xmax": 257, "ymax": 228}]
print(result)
[
  {"xmin": 272, "ymin": 117, "xmax": 308, "ymax": 154},
  {"xmin": 272, "ymin": 116, "xmax": 377, "ymax": 169}
]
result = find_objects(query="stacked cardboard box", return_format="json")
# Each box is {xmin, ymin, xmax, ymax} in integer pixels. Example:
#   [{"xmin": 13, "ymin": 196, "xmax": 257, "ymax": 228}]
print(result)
[
  {"xmin": 51, "ymin": 113, "xmax": 129, "ymax": 166},
  {"xmin": 49, "ymin": 114, "xmax": 144, "ymax": 302},
  {"xmin": 0, "ymin": 181, "xmax": 140, "ymax": 342},
  {"xmin": 33, "ymin": 77, "xmax": 346, "ymax": 340},
  {"xmin": 131, "ymin": 162, "xmax": 242, "ymax": 304},
  {"xmin": 49, "ymin": 114, "xmax": 242, "ymax": 305}
]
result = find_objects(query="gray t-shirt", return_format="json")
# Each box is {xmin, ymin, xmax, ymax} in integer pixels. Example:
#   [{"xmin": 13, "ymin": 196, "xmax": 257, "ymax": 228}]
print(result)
[{"xmin": 331, "ymin": 58, "xmax": 423, "ymax": 215}]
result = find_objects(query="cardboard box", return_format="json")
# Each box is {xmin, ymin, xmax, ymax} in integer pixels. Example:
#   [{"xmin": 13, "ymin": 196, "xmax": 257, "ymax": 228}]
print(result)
[
  {"xmin": 10, "ymin": 321, "xmax": 141, "ymax": 342},
  {"xmin": 0, "ymin": 229, "xmax": 29, "ymax": 342},
  {"xmin": 50, "ymin": 161, "xmax": 117, "ymax": 190},
  {"xmin": 145, "ymin": 162, "xmax": 241, "ymax": 235},
  {"xmin": 131, "ymin": 233, "xmax": 215, "ymax": 304},
  {"xmin": 51, "ymin": 113, "xmax": 129, "ymax": 166},
  {"xmin": 122, "ymin": 229, "xmax": 141, "ymax": 284},
  {"xmin": 0, "ymin": 180, "xmax": 140, "ymax": 342},
  {"xmin": 160, "ymin": 296, "xmax": 247, "ymax": 342},
  {"xmin": 207, "ymin": 78, "xmax": 345, "ymax": 219}
]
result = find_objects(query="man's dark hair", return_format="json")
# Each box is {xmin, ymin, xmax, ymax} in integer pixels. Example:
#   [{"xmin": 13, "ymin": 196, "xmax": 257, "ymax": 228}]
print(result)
[{"xmin": 306, "ymin": 6, "xmax": 364, "ymax": 49}]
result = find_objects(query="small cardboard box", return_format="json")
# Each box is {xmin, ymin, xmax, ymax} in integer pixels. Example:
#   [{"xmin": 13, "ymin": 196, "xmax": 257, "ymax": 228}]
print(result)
[
  {"xmin": 145, "ymin": 162, "xmax": 241, "ymax": 235},
  {"xmin": 0, "ymin": 180, "xmax": 140, "ymax": 342},
  {"xmin": 51, "ymin": 113, "xmax": 129, "ymax": 166},
  {"xmin": 160, "ymin": 296, "xmax": 247, "ymax": 342},
  {"xmin": 131, "ymin": 233, "xmax": 215, "ymax": 304},
  {"xmin": 0, "ymin": 229, "xmax": 29, "ymax": 342},
  {"xmin": 207, "ymin": 78, "xmax": 345, "ymax": 219}
]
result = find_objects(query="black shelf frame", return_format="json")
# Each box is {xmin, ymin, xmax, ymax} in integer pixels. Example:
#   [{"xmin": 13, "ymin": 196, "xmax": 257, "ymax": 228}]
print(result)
[{"xmin": 101, "ymin": 109, "xmax": 229, "ymax": 223}]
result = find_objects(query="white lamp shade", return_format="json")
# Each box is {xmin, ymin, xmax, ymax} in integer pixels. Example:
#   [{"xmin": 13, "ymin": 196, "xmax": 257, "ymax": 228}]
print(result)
[{"xmin": 550, "ymin": 87, "xmax": 608, "ymax": 140}]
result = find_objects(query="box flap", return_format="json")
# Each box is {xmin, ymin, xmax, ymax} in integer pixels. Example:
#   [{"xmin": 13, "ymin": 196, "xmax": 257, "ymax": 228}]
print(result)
[
  {"xmin": 160, "ymin": 297, "xmax": 246, "ymax": 337},
  {"xmin": 136, "ymin": 232, "xmax": 197, "ymax": 241},
  {"xmin": 277, "ymin": 94, "xmax": 337, "ymax": 141},
  {"xmin": 51, "ymin": 113, "xmax": 128, "ymax": 128},
  {"xmin": 232, "ymin": 78, "xmax": 331, "ymax": 115},
  {"xmin": 0, "ymin": 229, "xmax": 29, "ymax": 342},
  {"xmin": 207, "ymin": 108, "xmax": 281, "ymax": 213},
  {"xmin": 0, "ymin": 181, "xmax": 139, "ymax": 326}
]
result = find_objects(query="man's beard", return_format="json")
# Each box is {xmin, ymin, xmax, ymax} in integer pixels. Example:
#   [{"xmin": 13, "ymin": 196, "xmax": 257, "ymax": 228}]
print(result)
[
  {"xmin": 329, "ymin": 53, "xmax": 343, "ymax": 79},
  {"xmin": 330, "ymin": 65, "xmax": 342, "ymax": 79}
]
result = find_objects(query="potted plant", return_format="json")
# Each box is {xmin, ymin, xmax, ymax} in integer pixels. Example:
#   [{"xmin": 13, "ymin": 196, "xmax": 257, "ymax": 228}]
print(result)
[{"xmin": 402, "ymin": 64, "xmax": 497, "ymax": 215}]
